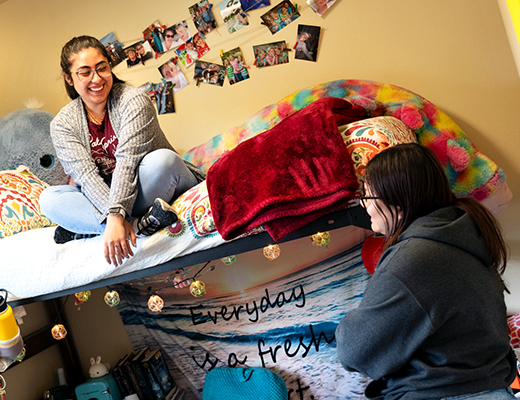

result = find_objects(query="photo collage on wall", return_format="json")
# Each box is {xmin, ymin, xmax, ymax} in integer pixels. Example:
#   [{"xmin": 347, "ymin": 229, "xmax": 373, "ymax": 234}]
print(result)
[
  {"xmin": 260, "ymin": 0, "xmax": 300, "ymax": 34},
  {"xmin": 253, "ymin": 40, "xmax": 289, "ymax": 67},
  {"xmin": 100, "ymin": 0, "xmax": 337, "ymax": 114},
  {"xmin": 218, "ymin": 0, "xmax": 249, "ymax": 34},
  {"xmin": 306, "ymin": 0, "xmax": 338, "ymax": 17},
  {"xmin": 294, "ymin": 24, "xmax": 320, "ymax": 62},
  {"xmin": 194, "ymin": 61, "xmax": 226, "ymax": 86},
  {"xmin": 221, "ymin": 47, "xmax": 250, "ymax": 84},
  {"xmin": 190, "ymin": 0, "xmax": 218, "ymax": 34}
]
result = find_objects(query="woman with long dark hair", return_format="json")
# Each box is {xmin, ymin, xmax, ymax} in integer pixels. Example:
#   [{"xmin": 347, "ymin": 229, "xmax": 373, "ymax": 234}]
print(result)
[
  {"xmin": 336, "ymin": 143, "xmax": 516, "ymax": 399},
  {"xmin": 40, "ymin": 35, "xmax": 204, "ymax": 267}
]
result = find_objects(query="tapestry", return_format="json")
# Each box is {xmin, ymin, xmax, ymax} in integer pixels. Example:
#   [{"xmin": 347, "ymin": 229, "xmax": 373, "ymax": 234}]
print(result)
[{"xmin": 117, "ymin": 244, "xmax": 371, "ymax": 399}]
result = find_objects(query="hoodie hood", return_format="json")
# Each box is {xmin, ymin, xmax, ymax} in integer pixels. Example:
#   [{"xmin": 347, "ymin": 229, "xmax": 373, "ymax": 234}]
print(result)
[{"xmin": 398, "ymin": 206, "xmax": 493, "ymax": 267}]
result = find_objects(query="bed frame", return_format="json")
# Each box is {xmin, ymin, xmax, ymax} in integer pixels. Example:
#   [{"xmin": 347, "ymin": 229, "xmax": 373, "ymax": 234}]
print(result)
[{"xmin": 9, "ymin": 205, "xmax": 370, "ymax": 307}]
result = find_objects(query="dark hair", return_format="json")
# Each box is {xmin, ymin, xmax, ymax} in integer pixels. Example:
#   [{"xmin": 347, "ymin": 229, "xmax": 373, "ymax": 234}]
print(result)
[
  {"xmin": 364, "ymin": 143, "xmax": 508, "ymax": 275},
  {"xmin": 60, "ymin": 35, "xmax": 125, "ymax": 100}
]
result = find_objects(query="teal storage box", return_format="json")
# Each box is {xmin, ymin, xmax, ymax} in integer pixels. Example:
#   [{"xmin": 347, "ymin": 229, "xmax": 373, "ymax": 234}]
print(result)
[{"xmin": 75, "ymin": 374, "xmax": 122, "ymax": 400}]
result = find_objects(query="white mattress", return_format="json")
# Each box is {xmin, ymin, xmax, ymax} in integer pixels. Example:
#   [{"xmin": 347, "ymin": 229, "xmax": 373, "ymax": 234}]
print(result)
[{"xmin": 0, "ymin": 181, "xmax": 259, "ymax": 302}]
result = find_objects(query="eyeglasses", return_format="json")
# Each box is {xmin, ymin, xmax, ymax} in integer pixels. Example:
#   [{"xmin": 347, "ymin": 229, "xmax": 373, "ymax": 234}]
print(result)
[
  {"xmin": 359, "ymin": 196, "xmax": 379, "ymax": 208},
  {"xmin": 74, "ymin": 62, "xmax": 112, "ymax": 82},
  {"xmin": 165, "ymin": 34, "xmax": 175, "ymax": 38}
]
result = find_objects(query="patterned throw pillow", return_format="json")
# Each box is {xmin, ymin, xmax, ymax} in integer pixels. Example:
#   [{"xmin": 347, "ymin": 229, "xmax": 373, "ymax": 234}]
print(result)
[
  {"xmin": 339, "ymin": 116, "xmax": 418, "ymax": 186},
  {"xmin": 0, "ymin": 165, "xmax": 54, "ymax": 239}
]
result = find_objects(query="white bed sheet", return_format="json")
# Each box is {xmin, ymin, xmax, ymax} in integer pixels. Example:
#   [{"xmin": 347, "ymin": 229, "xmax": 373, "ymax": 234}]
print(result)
[{"xmin": 0, "ymin": 181, "xmax": 258, "ymax": 302}]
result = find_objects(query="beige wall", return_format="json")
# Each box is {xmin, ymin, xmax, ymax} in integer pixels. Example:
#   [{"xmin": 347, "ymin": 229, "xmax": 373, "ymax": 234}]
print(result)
[
  {"xmin": 2, "ymin": 0, "xmax": 520, "ymax": 398},
  {"xmin": 1, "ymin": 302, "xmax": 71, "ymax": 398}
]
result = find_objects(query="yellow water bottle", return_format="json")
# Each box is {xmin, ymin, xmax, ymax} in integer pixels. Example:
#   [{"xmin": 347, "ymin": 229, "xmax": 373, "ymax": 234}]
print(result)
[{"xmin": 0, "ymin": 290, "xmax": 23, "ymax": 372}]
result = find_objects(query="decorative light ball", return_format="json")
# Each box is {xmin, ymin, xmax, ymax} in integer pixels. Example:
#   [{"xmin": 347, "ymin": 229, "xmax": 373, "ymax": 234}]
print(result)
[
  {"xmin": 16, "ymin": 346, "xmax": 26, "ymax": 362},
  {"xmin": 51, "ymin": 324, "xmax": 68, "ymax": 340},
  {"xmin": 104, "ymin": 290, "xmax": 120, "ymax": 307},
  {"xmin": 310, "ymin": 231, "xmax": 331, "ymax": 247},
  {"xmin": 74, "ymin": 291, "xmax": 91, "ymax": 302},
  {"xmin": 148, "ymin": 295, "xmax": 164, "ymax": 312},
  {"xmin": 221, "ymin": 255, "xmax": 236, "ymax": 265},
  {"xmin": 190, "ymin": 280, "xmax": 206, "ymax": 297},
  {"xmin": 263, "ymin": 244, "xmax": 281, "ymax": 260}
]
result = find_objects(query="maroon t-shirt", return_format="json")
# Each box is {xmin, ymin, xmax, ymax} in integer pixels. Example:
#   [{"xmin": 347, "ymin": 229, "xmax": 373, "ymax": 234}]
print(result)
[{"xmin": 88, "ymin": 112, "xmax": 118, "ymax": 185}]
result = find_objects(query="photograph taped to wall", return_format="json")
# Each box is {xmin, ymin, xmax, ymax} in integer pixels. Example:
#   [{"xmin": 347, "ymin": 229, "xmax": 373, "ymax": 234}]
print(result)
[
  {"xmin": 138, "ymin": 82, "xmax": 161, "ymax": 109},
  {"xmin": 143, "ymin": 20, "xmax": 167, "ymax": 54},
  {"xmin": 164, "ymin": 20, "xmax": 192, "ymax": 53},
  {"xmin": 100, "ymin": 32, "xmax": 126, "ymax": 67},
  {"xmin": 176, "ymin": 33, "xmax": 209, "ymax": 66},
  {"xmin": 194, "ymin": 60, "xmax": 226, "ymax": 86},
  {"xmin": 294, "ymin": 24, "xmax": 320, "ymax": 62},
  {"xmin": 124, "ymin": 43, "xmax": 144, "ymax": 68},
  {"xmin": 260, "ymin": 0, "xmax": 300, "ymax": 34},
  {"xmin": 240, "ymin": 0, "xmax": 271, "ymax": 11},
  {"xmin": 307, "ymin": 0, "xmax": 337, "ymax": 17},
  {"xmin": 218, "ymin": 0, "xmax": 249, "ymax": 34},
  {"xmin": 221, "ymin": 47, "xmax": 250, "ymax": 85},
  {"xmin": 134, "ymin": 40, "xmax": 154, "ymax": 64},
  {"xmin": 158, "ymin": 57, "xmax": 190, "ymax": 93},
  {"xmin": 176, "ymin": 42, "xmax": 196, "ymax": 68},
  {"xmin": 153, "ymin": 82, "xmax": 176, "ymax": 115},
  {"xmin": 253, "ymin": 40, "xmax": 289, "ymax": 67},
  {"xmin": 189, "ymin": 0, "xmax": 218, "ymax": 35},
  {"xmin": 192, "ymin": 33, "xmax": 210, "ymax": 58}
]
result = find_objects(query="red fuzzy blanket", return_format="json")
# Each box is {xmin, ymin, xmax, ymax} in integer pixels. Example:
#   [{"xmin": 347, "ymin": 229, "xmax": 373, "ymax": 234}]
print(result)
[{"xmin": 206, "ymin": 97, "xmax": 366, "ymax": 241}]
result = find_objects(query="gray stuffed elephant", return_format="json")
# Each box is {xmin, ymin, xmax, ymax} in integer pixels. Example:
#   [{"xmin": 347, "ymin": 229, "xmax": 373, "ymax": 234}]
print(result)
[{"xmin": 0, "ymin": 108, "xmax": 69, "ymax": 186}]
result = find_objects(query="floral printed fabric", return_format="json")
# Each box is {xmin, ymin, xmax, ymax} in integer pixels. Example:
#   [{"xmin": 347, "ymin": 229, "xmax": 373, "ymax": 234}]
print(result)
[{"xmin": 0, "ymin": 165, "xmax": 54, "ymax": 239}]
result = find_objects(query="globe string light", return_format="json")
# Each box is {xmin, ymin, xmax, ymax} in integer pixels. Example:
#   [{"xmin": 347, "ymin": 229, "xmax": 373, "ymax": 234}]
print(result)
[
  {"xmin": 310, "ymin": 231, "xmax": 331, "ymax": 247},
  {"xmin": 148, "ymin": 295, "xmax": 164, "ymax": 312},
  {"xmin": 221, "ymin": 255, "xmax": 236, "ymax": 265},
  {"xmin": 74, "ymin": 291, "xmax": 91, "ymax": 302},
  {"xmin": 104, "ymin": 290, "xmax": 120, "ymax": 307},
  {"xmin": 51, "ymin": 324, "xmax": 67, "ymax": 340},
  {"xmin": 263, "ymin": 244, "xmax": 281, "ymax": 260}
]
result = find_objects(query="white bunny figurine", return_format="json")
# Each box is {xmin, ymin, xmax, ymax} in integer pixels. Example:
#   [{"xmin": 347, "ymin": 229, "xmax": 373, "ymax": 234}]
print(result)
[{"xmin": 89, "ymin": 356, "xmax": 110, "ymax": 378}]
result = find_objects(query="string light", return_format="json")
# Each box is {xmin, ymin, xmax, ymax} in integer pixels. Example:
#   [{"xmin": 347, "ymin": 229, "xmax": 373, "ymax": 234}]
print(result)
[
  {"xmin": 310, "ymin": 231, "xmax": 331, "ymax": 247},
  {"xmin": 104, "ymin": 290, "xmax": 120, "ymax": 307},
  {"xmin": 51, "ymin": 324, "xmax": 67, "ymax": 340},
  {"xmin": 221, "ymin": 255, "xmax": 236, "ymax": 264},
  {"xmin": 148, "ymin": 295, "xmax": 164, "ymax": 312},
  {"xmin": 263, "ymin": 244, "xmax": 280, "ymax": 260},
  {"xmin": 74, "ymin": 291, "xmax": 91, "ymax": 302},
  {"xmin": 0, "ymin": 375, "xmax": 5, "ymax": 397},
  {"xmin": 16, "ymin": 346, "xmax": 26, "ymax": 362},
  {"xmin": 190, "ymin": 280, "xmax": 206, "ymax": 297}
]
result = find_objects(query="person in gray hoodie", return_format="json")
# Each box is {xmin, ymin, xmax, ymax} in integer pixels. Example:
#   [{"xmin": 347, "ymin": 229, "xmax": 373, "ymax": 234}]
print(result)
[{"xmin": 336, "ymin": 143, "xmax": 516, "ymax": 400}]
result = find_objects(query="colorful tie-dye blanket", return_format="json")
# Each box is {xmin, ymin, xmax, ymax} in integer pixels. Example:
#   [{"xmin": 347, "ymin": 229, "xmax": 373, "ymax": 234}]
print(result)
[{"xmin": 183, "ymin": 79, "xmax": 505, "ymax": 201}]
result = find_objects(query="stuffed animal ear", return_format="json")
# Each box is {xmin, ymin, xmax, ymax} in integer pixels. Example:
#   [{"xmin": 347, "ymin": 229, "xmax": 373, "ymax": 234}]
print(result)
[
  {"xmin": 96, "ymin": 356, "xmax": 102, "ymax": 364},
  {"xmin": 90, "ymin": 357, "xmax": 95, "ymax": 365}
]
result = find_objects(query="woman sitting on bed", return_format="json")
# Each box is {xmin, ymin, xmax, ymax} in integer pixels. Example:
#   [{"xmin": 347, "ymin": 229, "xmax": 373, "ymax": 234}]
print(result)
[
  {"xmin": 40, "ymin": 35, "xmax": 204, "ymax": 267},
  {"xmin": 335, "ymin": 143, "xmax": 516, "ymax": 400}
]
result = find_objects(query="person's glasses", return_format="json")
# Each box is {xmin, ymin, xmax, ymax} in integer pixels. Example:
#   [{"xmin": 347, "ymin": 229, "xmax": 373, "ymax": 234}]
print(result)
[
  {"xmin": 359, "ymin": 196, "xmax": 379, "ymax": 208},
  {"xmin": 165, "ymin": 34, "xmax": 175, "ymax": 38},
  {"xmin": 74, "ymin": 62, "xmax": 112, "ymax": 82}
]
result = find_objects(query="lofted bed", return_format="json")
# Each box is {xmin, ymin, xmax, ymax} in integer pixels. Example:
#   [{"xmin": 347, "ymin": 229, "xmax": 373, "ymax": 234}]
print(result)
[{"xmin": 1, "ymin": 79, "xmax": 510, "ymax": 308}]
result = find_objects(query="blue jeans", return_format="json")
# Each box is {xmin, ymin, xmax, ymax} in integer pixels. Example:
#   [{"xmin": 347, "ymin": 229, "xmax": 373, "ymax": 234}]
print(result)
[
  {"xmin": 442, "ymin": 388, "xmax": 516, "ymax": 399},
  {"xmin": 39, "ymin": 149, "xmax": 198, "ymax": 234}
]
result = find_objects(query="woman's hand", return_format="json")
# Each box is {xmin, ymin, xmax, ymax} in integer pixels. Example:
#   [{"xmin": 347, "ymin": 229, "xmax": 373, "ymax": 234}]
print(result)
[{"xmin": 103, "ymin": 214, "xmax": 136, "ymax": 266}]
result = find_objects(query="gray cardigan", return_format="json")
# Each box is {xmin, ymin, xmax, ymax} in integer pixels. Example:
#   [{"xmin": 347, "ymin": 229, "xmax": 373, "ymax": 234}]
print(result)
[{"xmin": 50, "ymin": 83, "xmax": 204, "ymax": 223}]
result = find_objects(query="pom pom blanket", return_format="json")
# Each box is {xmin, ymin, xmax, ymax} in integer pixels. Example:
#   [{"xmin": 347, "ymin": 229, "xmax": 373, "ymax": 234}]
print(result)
[{"xmin": 184, "ymin": 79, "xmax": 505, "ymax": 201}]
